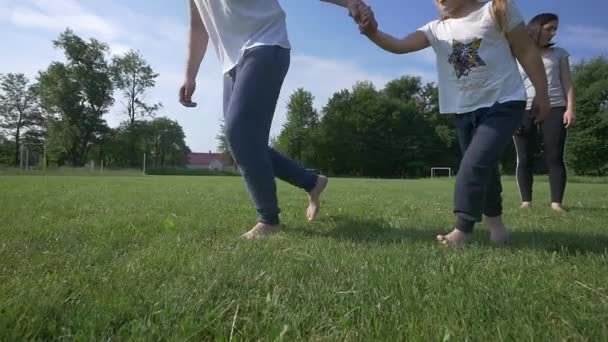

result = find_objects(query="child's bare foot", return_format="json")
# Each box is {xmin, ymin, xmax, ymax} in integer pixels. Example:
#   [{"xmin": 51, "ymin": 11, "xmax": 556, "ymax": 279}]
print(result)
[
  {"xmin": 484, "ymin": 215, "xmax": 509, "ymax": 245},
  {"xmin": 520, "ymin": 201, "xmax": 532, "ymax": 209},
  {"xmin": 241, "ymin": 222, "xmax": 281, "ymax": 240},
  {"xmin": 436, "ymin": 228, "xmax": 472, "ymax": 247},
  {"xmin": 551, "ymin": 202, "xmax": 567, "ymax": 213},
  {"xmin": 307, "ymin": 176, "xmax": 328, "ymax": 222}
]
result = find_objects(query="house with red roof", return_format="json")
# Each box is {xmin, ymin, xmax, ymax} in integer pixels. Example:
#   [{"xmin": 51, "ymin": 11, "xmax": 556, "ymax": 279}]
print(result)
[{"xmin": 187, "ymin": 151, "xmax": 235, "ymax": 171}]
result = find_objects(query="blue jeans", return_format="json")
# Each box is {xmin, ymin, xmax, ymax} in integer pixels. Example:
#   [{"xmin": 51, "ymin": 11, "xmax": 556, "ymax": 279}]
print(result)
[{"xmin": 223, "ymin": 45, "xmax": 318, "ymax": 225}]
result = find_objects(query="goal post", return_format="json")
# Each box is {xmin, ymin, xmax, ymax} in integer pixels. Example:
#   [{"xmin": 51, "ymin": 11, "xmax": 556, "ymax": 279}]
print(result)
[{"xmin": 431, "ymin": 167, "xmax": 452, "ymax": 179}]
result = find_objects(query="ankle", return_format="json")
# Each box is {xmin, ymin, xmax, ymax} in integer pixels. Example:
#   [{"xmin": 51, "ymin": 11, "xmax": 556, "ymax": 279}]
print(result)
[{"xmin": 484, "ymin": 215, "xmax": 504, "ymax": 228}]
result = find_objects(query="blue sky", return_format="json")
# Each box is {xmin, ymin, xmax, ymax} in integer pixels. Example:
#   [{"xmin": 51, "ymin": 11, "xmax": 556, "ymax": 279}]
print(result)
[{"xmin": 1, "ymin": 0, "xmax": 606, "ymax": 152}]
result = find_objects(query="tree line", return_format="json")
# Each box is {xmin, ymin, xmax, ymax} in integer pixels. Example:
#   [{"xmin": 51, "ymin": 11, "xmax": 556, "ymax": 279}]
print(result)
[
  {"xmin": 0, "ymin": 29, "xmax": 189, "ymax": 169},
  {"xmin": 3, "ymin": 28, "xmax": 606, "ymax": 177},
  {"xmin": 244, "ymin": 57, "xmax": 607, "ymax": 177}
]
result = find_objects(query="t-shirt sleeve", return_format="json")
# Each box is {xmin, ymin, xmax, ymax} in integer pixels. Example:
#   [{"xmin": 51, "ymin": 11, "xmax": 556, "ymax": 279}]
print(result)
[
  {"xmin": 555, "ymin": 47, "xmax": 570, "ymax": 60},
  {"xmin": 505, "ymin": 0, "xmax": 524, "ymax": 31},
  {"xmin": 418, "ymin": 20, "xmax": 438, "ymax": 46}
]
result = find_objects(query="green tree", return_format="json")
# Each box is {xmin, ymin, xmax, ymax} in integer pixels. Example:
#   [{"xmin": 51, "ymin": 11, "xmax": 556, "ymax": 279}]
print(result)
[
  {"xmin": 112, "ymin": 50, "xmax": 162, "ymax": 166},
  {"xmin": 0, "ymin": 73, "xmax": 43, "ymax": 165},
  {"xmin": 37, "ymin": 29, "xmax": 114, "ymax": 166},
  {"xmin": 275, "ymin": 88, "xmax": 319, "ymax": 163},
  {"xmin": 567, "ymin": 57, "xmax": 608, "ymax": 176}
]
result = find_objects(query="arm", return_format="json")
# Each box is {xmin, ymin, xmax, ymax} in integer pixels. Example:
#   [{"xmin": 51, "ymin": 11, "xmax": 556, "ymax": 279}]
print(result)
[
  {"xmin": 321, "ymin": 0, "xmax": 376, "ymax": 33},
  {"xmin": 365, "ymin": 30, "xmax": 430, "ymax": 55},
  {"xmin": 560, "ymin": 56, "xmax": 576, "ymax": 128},
  {"xmin": 180, "ymin": 0, "xmax": 209, "ymax": 107},
  {"xmin": 507, "ymin": 24, "xmax": 550, "ymax": 122}
]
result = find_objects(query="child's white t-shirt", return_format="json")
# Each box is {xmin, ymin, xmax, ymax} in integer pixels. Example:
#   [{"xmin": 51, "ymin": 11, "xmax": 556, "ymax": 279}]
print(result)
[
  {"xmin": 418, "ymin": 1, "xmax": 526, "ymax": 114},
  {"xmin": 193, "ymin": 0, "xmax": 291, "ymax": 74}
]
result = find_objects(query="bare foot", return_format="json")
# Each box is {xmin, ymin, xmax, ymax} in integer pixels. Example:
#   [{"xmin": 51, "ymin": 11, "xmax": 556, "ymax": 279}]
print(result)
[
  {"xmin": 484, "ymin": 215, "xmax": 509, "ymax": 245},
  {"xmin": 241, "ymin": 222, "xmax": 281, "ymax": 240},
  {"xmin": 436, "ymin": 228, "xmax": 472, "ymax": 247},
  {"xmin": 551, "ymin": 203, "xmax": 567, "ymax": 213},
  {"xmin": 520, "ymin": 202, "xmax": 532, "ymax": 209},
  {"xmin": 307, "ymin": 176, "xmax": 328, "ymax": 222}
]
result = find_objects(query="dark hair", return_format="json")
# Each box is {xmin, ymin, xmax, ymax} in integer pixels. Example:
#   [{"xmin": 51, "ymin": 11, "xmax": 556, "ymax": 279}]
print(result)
[{"xmin": 528, "ymin": 13, "xmax": 559, "ymax": 48}]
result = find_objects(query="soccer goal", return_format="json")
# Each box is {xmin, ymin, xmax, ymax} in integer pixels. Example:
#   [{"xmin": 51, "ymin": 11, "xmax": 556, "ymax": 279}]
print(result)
[{"xmin": 431, "ymin": 167, "xmax": 452, "ymax": 179}]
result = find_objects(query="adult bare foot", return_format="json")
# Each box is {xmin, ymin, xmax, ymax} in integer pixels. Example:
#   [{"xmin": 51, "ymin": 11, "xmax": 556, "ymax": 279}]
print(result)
[
  {"xmin": 241, "ymin": 222, "xmax": 281, "ymax": 240},
  {"xmin": 307, "ymin": 176, "xmax": 328, "ymax": 222},
  {"xmin": 436, "ymin": 228, "xmax": 472, "ymax": 247},
  {"xmin": 551, "ymin": 202, "xmax": 567, "ymax": 213}
]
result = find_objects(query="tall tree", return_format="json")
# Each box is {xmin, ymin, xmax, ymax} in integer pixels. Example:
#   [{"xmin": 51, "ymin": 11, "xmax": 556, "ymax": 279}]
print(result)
[
  {"xmin": 275, "ymin": 88, "xmax": 319, "ymax": 162},
  {"xmin": 37, "ymin": 29, "xmax": 114, "ymax": 166},
  {"xmin": 111, "ymin": 50, "xmax": 161, "ymax": 125},
  {"xmin": 0, "ymin": 73, "xmax": 43, "ymax": 165},
  {"xmin": 216, "ymin": 119, "xmax": 234, "ymax": 165},
  {"xmin": 111, "ymin": 50, "xmax": 161, "ymax": 166},
  {"xmin": 567, "ymin": 57, "xmax": 608, "ymax": 176}
]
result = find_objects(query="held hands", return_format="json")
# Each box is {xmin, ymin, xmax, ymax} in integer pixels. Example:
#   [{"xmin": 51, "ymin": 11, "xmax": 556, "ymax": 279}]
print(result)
[{"xmin": 347, "ymin": 0, "xmax": 377, "ymax": 36}]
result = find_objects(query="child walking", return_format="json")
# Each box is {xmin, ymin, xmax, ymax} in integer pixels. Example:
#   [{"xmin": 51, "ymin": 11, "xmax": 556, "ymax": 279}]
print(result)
[{"xmin": 357, "ymin": 0, "xmax": 551, "ymax": 245}]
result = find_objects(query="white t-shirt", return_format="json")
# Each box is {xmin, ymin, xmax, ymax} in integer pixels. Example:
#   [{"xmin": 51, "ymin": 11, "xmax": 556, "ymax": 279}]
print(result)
[
  {"xmin": 193, "ymin": 0, "xmax": 291, "ymax": 74},
  {"xmin": 519, "ymin": 47, "xmax": 569, "ymax": 110},
  {"xmin": 418, "ymin": 1, "xmax": 526, "ymax": 114}
]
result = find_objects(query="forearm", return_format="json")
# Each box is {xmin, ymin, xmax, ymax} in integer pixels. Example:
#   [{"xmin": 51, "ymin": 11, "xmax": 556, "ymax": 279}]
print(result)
[
  {"xmin": 367, "ymin": 31, "xmax": 406, "ymax": 54},
  {"xmin": 519, "ymin": 48, "xmax": 549, "ymax": 99},
  {"xmin": 320, "ymin": 0, "xmax": 350, "ymax": 8},
  {"xmin": 185, "ymin": 25, "xmax": 208, "ymax": 81},
  {"xmin": 566, "ymin": 85, "xmax": 576, "ymax": 111},
  {"xmin": 366, "ymin": 30, "xmax": 429, "ymax": 55}
]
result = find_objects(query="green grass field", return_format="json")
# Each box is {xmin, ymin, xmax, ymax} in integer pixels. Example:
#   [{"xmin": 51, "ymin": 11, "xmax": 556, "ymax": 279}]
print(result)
[{"xmin": 1, "ymin": 175, "xmax": 607, "ymax": 340}]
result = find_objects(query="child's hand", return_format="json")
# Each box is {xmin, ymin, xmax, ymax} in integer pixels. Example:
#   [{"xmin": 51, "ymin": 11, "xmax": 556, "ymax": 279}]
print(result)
[{"xmin": 357, "ymin": 3, "xmax": 377, "ymax": 36}]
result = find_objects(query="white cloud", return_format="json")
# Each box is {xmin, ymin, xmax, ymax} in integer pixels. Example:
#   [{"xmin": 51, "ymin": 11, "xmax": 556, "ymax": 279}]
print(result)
[
  {"xmin": 561, "ymin": 25, "xmax": 608, "ymax": 52},
  {"xmin": 109, "ymin": 42, "xmax": 132, "ymax": 56},
  {"xmin": 8, "ymin": 0, "xmax": 121, "ymax": 41},
  {"xmin": 0, "ymin": 0, "xmax": 437, "ymax": 153}
]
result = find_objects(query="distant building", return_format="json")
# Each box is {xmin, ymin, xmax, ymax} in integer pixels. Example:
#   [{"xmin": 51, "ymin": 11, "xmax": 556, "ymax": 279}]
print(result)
[{"xmin": 186, "ymin": 151, "xmax": 235, "ymax": 171}]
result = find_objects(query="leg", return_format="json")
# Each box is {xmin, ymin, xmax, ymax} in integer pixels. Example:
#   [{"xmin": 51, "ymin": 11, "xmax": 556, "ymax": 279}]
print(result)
[
  {"xmin": 541, "ymin": 107, "xmax": 568, "ymax": 210},
  {"xmin": 223, "ymin": 46, "xmax": 322, "ymax": 237},
  {"xmin": 268, "ymin": 147, "xmax": 328, "ymax": 221},
  {"xmin": 223, "ymin": 46, "xmax": 287, "ymax": 232},
  {"xmin": 437, "ymin": 113, "xmax": 475, "ymax": 246},
  {"xmin": 483, "ymin": 166, "xmax": 509, "ymax": 244},
  {"xmin": 513, "ymin": 111, "xmax": 537, "ymax": 206},
  {"xmin": 440, "ymin": 102, "xmax": 525, "ymax": 246}
]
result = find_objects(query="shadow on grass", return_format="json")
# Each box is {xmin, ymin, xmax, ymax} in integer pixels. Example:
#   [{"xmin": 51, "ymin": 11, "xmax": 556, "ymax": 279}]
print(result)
[
  {"xmin": 289, "ymin": 215, "xmax": 608, "ymax": 255},
  {"xmin": 565, "ymin": 207, "xmax": 608, "ymax": 214}
]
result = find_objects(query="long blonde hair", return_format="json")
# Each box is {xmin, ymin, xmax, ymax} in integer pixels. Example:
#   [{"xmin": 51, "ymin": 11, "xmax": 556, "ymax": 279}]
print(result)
[
  {"xmin": 491, "ymin": 0, "xmax": 508, "ymax": 32},
  {"xmin": 439, "ymin": 0, "xmax": 509, "ymax": 32}
]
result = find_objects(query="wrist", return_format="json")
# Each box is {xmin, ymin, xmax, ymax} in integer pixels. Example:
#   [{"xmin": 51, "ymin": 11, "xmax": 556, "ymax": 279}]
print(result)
[{"xmin": 184, "ymin": 75, "xmax": 196, "ymax": 83}]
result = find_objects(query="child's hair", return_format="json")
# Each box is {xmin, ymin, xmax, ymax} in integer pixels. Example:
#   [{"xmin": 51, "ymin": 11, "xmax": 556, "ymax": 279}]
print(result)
[
  {"xmin": 527, "ymin": 13, "xmax": 559, "ymax": 48},
  {"xmin": 438, "ymin": 0, "xmax": 510, "ymax": 32},
  {"xmin": 491, "ymin": 0, "xmax": 508, "ymax": 33}
]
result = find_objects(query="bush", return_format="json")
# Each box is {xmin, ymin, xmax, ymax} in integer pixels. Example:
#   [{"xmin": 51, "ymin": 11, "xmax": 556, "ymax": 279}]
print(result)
[{"xmin": 145, "ymin": 167, "xmax": 238, "ymax": 176}]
